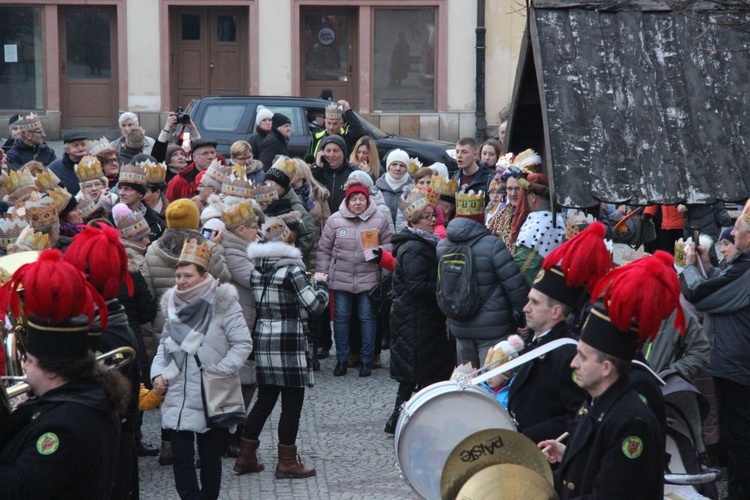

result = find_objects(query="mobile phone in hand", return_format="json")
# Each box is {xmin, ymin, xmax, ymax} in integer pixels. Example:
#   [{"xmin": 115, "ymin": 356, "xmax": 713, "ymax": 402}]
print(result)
[{"xmin": 202, "ymin": 228, "xmax": 214, "ymax": 239}]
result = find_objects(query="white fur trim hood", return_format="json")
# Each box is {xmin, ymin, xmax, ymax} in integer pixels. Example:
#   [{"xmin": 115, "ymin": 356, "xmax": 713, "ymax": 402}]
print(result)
[{"xmin": 246, "ymin": 241, "xmax": 302, "ymax": 261}]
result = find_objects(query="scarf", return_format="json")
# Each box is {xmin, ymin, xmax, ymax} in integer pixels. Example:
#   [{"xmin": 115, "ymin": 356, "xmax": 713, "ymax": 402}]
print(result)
[
  {"xmin": 408, "ymin": 226, "xmax": 441, "ymax": 246},
  {"xmin": 294, "ymin": 181, "xmax": 315, "ymax": 211},
  {"xmin": 161, "ymin": 275, "xmax": 218, "ymax": 380},
  {"xmin": 60, "ymin": 221, "xmax": 84, "ymax": 237},
  {"xmin": 385, "ymin": 172, "xmax": 410, "ymax": 190}
]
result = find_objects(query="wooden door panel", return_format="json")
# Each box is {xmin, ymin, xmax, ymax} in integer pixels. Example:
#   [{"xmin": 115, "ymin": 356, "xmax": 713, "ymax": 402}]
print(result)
[{"xmin": 176, "ymin": 49, "xmax": 207, "ymax": 88}]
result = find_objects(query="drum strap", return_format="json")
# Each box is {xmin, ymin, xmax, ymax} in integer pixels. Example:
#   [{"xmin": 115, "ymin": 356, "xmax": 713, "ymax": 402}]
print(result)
[{"xmin": 470, "ymin": 338, "xmax": 578, "ymax": 386}]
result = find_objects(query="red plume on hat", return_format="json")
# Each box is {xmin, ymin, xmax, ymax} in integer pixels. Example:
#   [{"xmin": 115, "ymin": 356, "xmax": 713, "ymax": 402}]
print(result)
[
  {"xmin": 543, "ymin": 221, "xmax": 613, "ymax": 293},
  {"xmin": 0, "ymin": 249, "xmax": 108, "ymax": 329},
  {"xmin": 64, "ymin": 224, "xmax": 134, "ymax": 300},
  {"xmin": 591, "ymin": 250, "xmax": 686, "ymax": 343}
]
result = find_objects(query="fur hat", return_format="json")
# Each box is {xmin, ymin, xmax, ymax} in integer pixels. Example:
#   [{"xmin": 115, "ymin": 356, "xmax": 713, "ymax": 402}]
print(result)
[{"xmin": 166, "ymin": 199, "xmax": 200, "ymax": 229}]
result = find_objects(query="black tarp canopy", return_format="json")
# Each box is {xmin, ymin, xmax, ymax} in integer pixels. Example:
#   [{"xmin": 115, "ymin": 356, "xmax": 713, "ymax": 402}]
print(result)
[{"xmin": 506, "ymin": 0, "xmax": 750, "ymax": 208}]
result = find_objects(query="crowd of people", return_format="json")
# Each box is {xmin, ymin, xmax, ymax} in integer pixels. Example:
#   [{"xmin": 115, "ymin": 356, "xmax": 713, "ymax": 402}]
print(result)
[{"xmin": 0, "ymin": 105, "xmax": 747, "ymax": 500}]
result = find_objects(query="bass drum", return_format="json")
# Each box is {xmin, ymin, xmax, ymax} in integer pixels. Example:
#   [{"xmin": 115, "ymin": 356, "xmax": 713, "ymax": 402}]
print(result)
[{"xmin": 394, "ymin": 380, "xmax": 516, "ymax": 499}]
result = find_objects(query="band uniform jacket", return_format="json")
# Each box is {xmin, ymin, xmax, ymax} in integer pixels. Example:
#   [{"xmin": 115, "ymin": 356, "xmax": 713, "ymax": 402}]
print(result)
[
  {"xmin": 507, "ymin": 321, "xmax": 586, "ymax": 443},
  {"xmin": 555, "ymin": 375, "xmax": 664, "ymax": 499}
]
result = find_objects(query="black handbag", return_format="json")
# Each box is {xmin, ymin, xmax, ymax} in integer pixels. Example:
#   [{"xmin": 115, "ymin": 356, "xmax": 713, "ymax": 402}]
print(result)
[{"xmin": 368, "ymin": 272, "xmax": 393, "ymax": 313}]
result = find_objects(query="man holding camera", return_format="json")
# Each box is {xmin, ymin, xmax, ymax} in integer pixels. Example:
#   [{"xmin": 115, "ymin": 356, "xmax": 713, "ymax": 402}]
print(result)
[{"xmin": 150, "ymin": 111, "xmax": 202, "ymax": 165}]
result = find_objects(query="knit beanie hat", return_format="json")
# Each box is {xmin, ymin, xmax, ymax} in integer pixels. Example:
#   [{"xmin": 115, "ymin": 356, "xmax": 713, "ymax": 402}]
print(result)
[
  {"xmin": 319, "ymin": 135, "xmax": 347, "ymax": 156},
  {"xmin": 166, "ymin": 198, "xmax": 200, "ymax": 229},
  {"xmin": 272, "ymin": 113, "xmax": 291, "ymax": 131},
  {"xmin": 265, "ymin": 156, "xmax": 297, "ymax": 191},
  {"xmin": 720, "ymin": 226, "xmax": 735, "ymax": 244},
  {"xmin": 348, "ymin": 170, "xmax": 374, "ymax": 189},
  {"xmin": 386, "ymin": 149, "xmax": 410, "ymax": 169},
  {"xmin": 345, "ymin": 184, "xmax": 370, "ymax": 205},
  {"xmin": 255, "ymin": 106, "xmax": 273, "ymax": 127},
  {"xmin": 166, "ymin": 145, "xmax": 183, "ymax": 164}
]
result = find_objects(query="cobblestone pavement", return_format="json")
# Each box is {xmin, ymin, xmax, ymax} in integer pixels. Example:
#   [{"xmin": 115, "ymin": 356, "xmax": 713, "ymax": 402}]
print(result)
[{"xmin": 138, "ymin": 350, "xmax": 420, "ymax": 500}]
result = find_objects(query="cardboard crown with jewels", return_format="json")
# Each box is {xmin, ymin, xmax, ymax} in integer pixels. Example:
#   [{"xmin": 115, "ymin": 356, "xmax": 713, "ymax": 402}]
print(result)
[
  {"xmin": 142, "ymin": 160, "xmax": 168, "ymax": 185},
  {"xmin": 0, "ymin": 217, "xmax": 29, "ymax": 249},
  {"xmin": 4, "ymin": 169, "xmax": 36, "ymax": 195},
  {"xmin": 25, "ymin": 197, "xmax": 58, "ymax": 230},
  {"xmin": 399, "ymin": 186, "xmax": 438, "ymax": 220},
  {"xmin": 14, "ymin": 224, "xmax": 50, "ymax": 251},
  {"xmin": 430, "ymin": 173, "xmax": 459, "ymax": 199},
  {"xmin": 75, "ymin": 156, "xmax": 105, "ymax": 183},
  {"xmin": 87, "ymin": 136, "xmax": 112, "ymax": 156},
  {"xmin": 18, "ymin": 113, "xmax": 43, "ymax": 132},
  {"xmin": 119, "ymin": 162, "xmax": 148, "ymax": 186},
  {"xmin": 34, "ymin": 170, "xmax": 62, "ymax": 193},
  {"xmin": 455, "ymin": 190, "xmax": 485, "ymax": 216},
  {"xmin": 47, "ymin": 187, "xmax": 72, "ymax": 215},
  {"xmin": 221, "ymin": 164, "xmax": 253, "ymax": 198},
  {"xmin": 222, "ymin": 200, "xmax": 257, "ymax": 230},
  {"xmin": 178, "ymin": 238, "xmax": 212, "ymax": 270}
]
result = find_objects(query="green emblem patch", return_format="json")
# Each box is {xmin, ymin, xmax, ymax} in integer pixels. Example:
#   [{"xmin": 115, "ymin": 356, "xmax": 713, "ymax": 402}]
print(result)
[
  {"xmin": 621, "ymin": 436, "xmax": 643, "ymax": 459},
  {"xmin": 36, "ymin": 432, "xmax": 59, "ymax": 455},
  {"xmin": 571, "ymin": 371, "xmax": 579, "ymax": 384},
  {"xmin": 639, "ymin": 393, "xmax": 648, "ymax": 406}
]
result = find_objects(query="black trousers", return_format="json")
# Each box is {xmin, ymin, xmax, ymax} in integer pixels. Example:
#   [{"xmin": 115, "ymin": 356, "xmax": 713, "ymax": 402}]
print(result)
[
  {"xmin": 112, "ymin": 426, "xmax": 138, "ymax": 500},
  {"xmin": 242, "ymin": 385, "xmax": 305, "ymax": 445},
  {"xmin": 714, "ymin": 376, "xmax": 750, "ymax": 500},
  {"xmin": 170, "ymin": 428, "xmax": 228, "ymax": 500}
]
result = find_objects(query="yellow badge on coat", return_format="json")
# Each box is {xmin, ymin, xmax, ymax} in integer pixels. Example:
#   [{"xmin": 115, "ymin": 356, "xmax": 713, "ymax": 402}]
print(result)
[
  {"xmin": 36, "ymin": 432, "xmax": 60, "ymax": 455},
  {"xmin": 621, "ymin": 436, "xmax": 643, "ymax": 459}
]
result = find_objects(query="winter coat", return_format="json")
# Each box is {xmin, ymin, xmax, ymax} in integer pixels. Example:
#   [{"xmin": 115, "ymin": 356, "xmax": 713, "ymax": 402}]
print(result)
[
  {"xmin": 312, "ymin": 160, "xmax": 357, "ymax": 214},
  {"xmin": 48, "ymin": 153, "xmax": 80, "ymax": 195},
  {"xmin": 375, "ymin": 177, "xmax": 413, "ymax": 225},
  {"xmin": 6, "ymin": 140, "xmax": 57, "ymax": 171},
  {"xmin": 308, "ymin": 110, "xmax": 364, "ymax": 156},
  {"xmin": 265, "ymin": 189, "xmax": 316, "ymax": 260},
  {"xmin": 151, "ymin": 283, "xmax": 253, "ymax": 433},
  {"xmin": 141, "ymin": 228, "xmax": 231, "ymax": 333},
  {"xmin": 259, "ymin": 129, "xmax": 289, "ymax": 170},
  {"xmin": 245, "ymin": 159, "xmax": 266, "ymax": 185},
  {"xmin": 436, "ymin": 217, "xmax": 529, "ymax": 340},
  {"xmin": 683, "ymin": 202, "xmax": 731, "ymax": 240},
  {"xmin": 166, "ymin": 163, "xmax": 200, "ymax": 202},
  {"xmin": 222, "ymin": 230, "xmax": 259, "ymax": 385},
  {"xmin": 141, "ymin": 202, "xmax": 166, "ymax": 242},
  {"xmin": 247, "ymin": 128, "xmax": 268, "ymax": 162},
  {"xmin": 389, "ymin": 230, "xmax": 453, "ymax": 385},
  {"xmin": 644, "ymin": 204, "xmax": 684, "ymax": 231},
  {"xmin": 451, "ymin": 166, "xmax": 495, "ymax": 197},
  {"xmin": 302, "ymin": 188, "xmax": 331, "ymax": 271},
  {"xmin": 119, "ymin": 244, "xmax": 158, "ymax": 370},
  {"xmin": 316, "ymin": 197, "xmax": 392, "ymax": 293},
  {"xmin": 247, "ymin": 241, "xmax": 329, "ymax": 387}
]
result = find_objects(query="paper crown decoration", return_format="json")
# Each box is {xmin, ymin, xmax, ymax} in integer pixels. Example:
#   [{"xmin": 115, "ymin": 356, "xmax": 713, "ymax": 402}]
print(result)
[
  {"xmin": 415, "ymin": 185, "xmax": 440, "ymax": 207},
  {"xmin": 87, "ymin": 136, "xmax": 111, "ymax": 156},
  {"xmin": 119, "ymin": 162, "xmax": 148, "ymax": 186},
  {"xmin": 77, "ymin": 196, "xmax": 97, "ymax": 219},
  {"xmin": 178, "ymin": 238, "xmax": 211, "ymax": 270},
  {"xmin": 262, "ymin": 216, "xmax": 295, "ymax": 244},
  {"xmin": 142, "ymin": 160, "xmax": 168, "ymax": 185},
  {"xmin": 14, "ymin": 224, "xmax": 50, "ymax": 251},
  {"xmin": 222, "ymin": 200, "xmax": 257, "ymax": 230},
  {"xmin": 455, "ymin": 190, "xmax": 485, "ymax": 216},
  {"xmin": 325, "ymin": 103, "xmax": 342, "ymax": 120},
  {"xmin": 222, "ymin": 164, "xmax": 253, "ymax": 198},
  {"xmin": 510, "ymin": 149, "xmax": 542, "ymax": 173},
  {"xmin": 565, "ymin": 210, "xmax": 596, "ymax": 240},
  {"xmin": 18, "ymin": 113, "xmax": 42, "ymax": 132},
  {"xmin": 47, "ymin": 187, "xmax": 72, "ymax": 214},
  {"xmin": 34, "ymin": 170, "xmax": 61, "ymax": 193},
  {"xmin": 407, "ymin": 157, "xmax": 423, "ymax": 179},
  {"xmin": 25, "ymin": 197, "xmax": 58, "ymax": 230},
  {"xmin": 205, "ymin": 161, "xmax": 230, "ymax": 187},
  {"xmin": 4, "ymin": 169, "xmax": 37, "ymax": 195},
  {"xmin": 496, "ymin": 152, "xmax": 515, "ymax": 168},
  {"xmin": 399, "ymin": 186, "xmax": 439, "ymax": 220},
  {"xmin": 74, "ymin": 155, "xmax": 105, "ymax": 183},
  {"xmin": 250, "ymin": 182, "xmax": 279, "ymax": 204},
  {"xmin": 430, "ymin": 173, "xmax": 459, "ymax": 199},
  {"xmin": 116, "ymin": 209, "xmax": 150, "ymax": 242},
  {"xmin": 0, "ymin": 218, "xmax": 29, "ymax": 249},
  {"xmin": 741, "ymin": 198, "xmax": 750, "ymax": 226},
  {"xmin": 270, "ymin": 156, "xmax": 297, "ymax": 180}
]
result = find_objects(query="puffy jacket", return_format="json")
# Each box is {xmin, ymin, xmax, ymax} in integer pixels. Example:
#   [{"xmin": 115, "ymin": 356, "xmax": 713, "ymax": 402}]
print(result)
[
  {"xmin": 375, "ymin": 177, "xmax": 413, "ymax": 224},
  {"xmin": 389, "ymin": 230, "xmax": 453, "ymax": 385},
  {"xmin": 312, "ymin": 160, "xmax": 357, "ymax": 213},
  {"xmin": 683, "ymin": 202, "xmax": 731, "ymax": 240},
  {"xmin": 151, "ymin": 283, "xmax": 252, "ymax": 432},
  {"xmin": 6, "ymin": 140, "xmax": 57, "ymax": 171},
  {"xmin": 436, "ymin": 217, "xmax": 529, "ymax": 340},
  {"xmin": 141, "ymin": 228, "xmax": 231, "ymax": 333},
  {"xmin": 166, "ymin": 163, "xmax": 200, "ymax": 201},
  {"xmin": 316, "ymin": 197, "xmax": 392, "ymax": 293},
  {"xmin": 644, "ymin": 204, "xmax": 684, "ymax": 231}
]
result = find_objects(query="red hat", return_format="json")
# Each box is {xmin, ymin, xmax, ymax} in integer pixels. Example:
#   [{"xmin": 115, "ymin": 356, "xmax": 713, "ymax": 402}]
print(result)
[
  {"xmin": 542, "ymin": 221, "xmax": 613, "ymax": 294},
  {"xmin": 64, "ymin": 224, "xmax": 134, "ymax": 300},
  {"xmin": 345, "ymin": 184, "xmax": 370, "ymax": 204}
]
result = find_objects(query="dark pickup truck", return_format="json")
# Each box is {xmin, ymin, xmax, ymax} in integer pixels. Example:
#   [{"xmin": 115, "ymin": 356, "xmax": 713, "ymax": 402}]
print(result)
[{"xmin": 182, "ymin": 96, "xmax": 457, "ymax": 168}]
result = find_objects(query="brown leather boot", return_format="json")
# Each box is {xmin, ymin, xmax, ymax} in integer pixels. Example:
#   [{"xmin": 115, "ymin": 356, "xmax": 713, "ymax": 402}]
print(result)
[
  {"xmin": 275, "ymin": 444, "xmax": 316, "ymax": 479},
  {"xmin": 233, "ymin": 439, "xmax": 265, "ymax": 475}
]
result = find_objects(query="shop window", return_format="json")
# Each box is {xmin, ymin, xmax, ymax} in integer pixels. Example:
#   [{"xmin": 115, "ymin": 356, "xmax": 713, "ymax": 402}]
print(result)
[
  {"xmin": 0, "ymin": 6, "xmax": 44, "ymax": 110},
  {"xmin": 373, "ymin": 8, "xmax": 436, "ymax": 111}
]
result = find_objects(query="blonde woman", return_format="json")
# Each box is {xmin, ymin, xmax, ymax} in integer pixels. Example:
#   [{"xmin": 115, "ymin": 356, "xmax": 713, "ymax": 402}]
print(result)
[
  {"xmin": 229, "ymin": 140, "xmax": 265, "ymax": 185},
  {"xmin": 349, "ymin": 136, "xmax": 381, "ymax": 179}
]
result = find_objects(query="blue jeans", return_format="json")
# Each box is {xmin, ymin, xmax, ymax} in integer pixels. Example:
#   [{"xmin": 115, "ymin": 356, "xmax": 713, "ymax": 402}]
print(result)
[{"xmin": 334, "ymin": 291, "xmax": 376, "ymax": 364}]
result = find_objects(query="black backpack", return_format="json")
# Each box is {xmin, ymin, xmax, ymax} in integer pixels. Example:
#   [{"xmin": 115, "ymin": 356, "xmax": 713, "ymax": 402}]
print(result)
[{"xmin": 436, "ymin": 239, "xmax": 482, "ymax": 320}]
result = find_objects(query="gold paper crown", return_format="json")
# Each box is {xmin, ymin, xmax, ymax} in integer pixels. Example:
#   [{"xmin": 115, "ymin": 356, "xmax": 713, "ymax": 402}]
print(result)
[
  {"xmin": 0, "ymin": 218, "xmax": 29, "ymax": 249},
  {"xmin": 399, "ymin": 189, "xmax": 431, "ymax": 220},
  {"xmin": 14, "ymin": 224, "xmax": 50, "ymax": 251},
  {"xmin": 407, "ymin": 157, "xmax": 423, "ymax": 179},
  {"xmin": 565, "ymin": 210, "xmax": 596, "ymax": 240},
  {"xmin": 496, "ymin": 152, "xmax": 515, "ymax": 168},
  {"xmin": 325, "ymin": 103, "xmax": 342, "ymax": 120},
  {"xmin": 222, "ymin": 165, "xmax": 253, "ymax": 198},
  {"xmin": 77, "ymin": 196, "xmax": 97, "ymax": 219},
  {"xmin": 741, "ymin": 198, "xmax": 750, "ymax": 226},
  {"xmin": 178, "ymin": 238, "xmax": 211, "ymax": 269},
  {"xmin": 87, "ymin": 136, "xmax": 111, "ymax": 156},
  {"xmin": 250, "ymin": 182, "xmax": 279, "ymax": 204},
  {"xmin": 142, "ymin": 160, "xmax": 168, "ymax": 185},
  {"xmin": 74, "ymin": 155, "xmax": 105, "ymax": 183},
  {"xmin": 222, "ymin": 200, "xmax": 257, "ymax": 230},
  {"xmin": 34, "ymin": 170, "xmax": 61, "ymax": 192},
  {"xmin": 270, "ymin": 156, "xmax": 297, "ymax": 180},
  {"xmin": 25, "ymin": 197, "xmax": 58, "ymax": 230},
  {"xmin": 116, "ymin": 210, "xmax": 150, "ymax": 241},
  {"xmin": 4, "ymin": 169, "xmax": 36, "ymax": 195},
  {"xmin": 119, "ymin": 162, "xmax": 148, "ymax": 186},
  {"xmin": 47, "ymin": 187, "xmax": 73, "ymax": 214},
  {"xmin": 18, "ymin": 113, "xmax": 42, "ymax": 132},
  {"xmin": 414, "ymin": 185, "xmax": 439, "ymax": 207},
  {"xmin": 262, "ymin": 217, "xmax": 294, "ymax": 244},
  {"xmin": 511, "ymin": 149, "xmax": 542, "ymax": 174},
  {"xmin": 455, "ymin": 190, "xmax": 485, "ymax": 216},
  {"xmin": 429, "ymin": 173, "xmax": 459, "ymax": 198},
  {"xmin": 205, "ymin": 161, "xmax": 230, "ymax": 187}
]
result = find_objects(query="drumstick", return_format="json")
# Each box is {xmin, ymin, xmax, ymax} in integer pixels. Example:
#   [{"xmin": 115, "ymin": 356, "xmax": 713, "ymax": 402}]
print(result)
[{"xmin": 541, "ymin": 432, "xmax": 569, "ymax": 454}]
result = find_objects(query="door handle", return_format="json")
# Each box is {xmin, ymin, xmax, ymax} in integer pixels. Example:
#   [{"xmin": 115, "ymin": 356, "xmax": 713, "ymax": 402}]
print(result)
[{"xmin": 209, "ymin": 61, "xmax": 214, "ymax": 73}]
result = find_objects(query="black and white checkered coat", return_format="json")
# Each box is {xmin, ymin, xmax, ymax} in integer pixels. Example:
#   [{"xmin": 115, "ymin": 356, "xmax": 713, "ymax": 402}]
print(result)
[{"xmin": 247, "ymin": 241, "xmax": 329, "ymax": 388}]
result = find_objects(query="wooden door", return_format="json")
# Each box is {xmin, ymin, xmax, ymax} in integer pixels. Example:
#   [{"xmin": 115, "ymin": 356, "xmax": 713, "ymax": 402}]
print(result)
[
  {"xmin": 170, "ymin": 7, "xmax": 248, "ymax": 110},
  {"xmin": 59, "ymin": 6, "xmax": 118, "ymax": 127},
  {"xmin": 300, "ymin": 7, "xmax": 358, "ymax": 107}
]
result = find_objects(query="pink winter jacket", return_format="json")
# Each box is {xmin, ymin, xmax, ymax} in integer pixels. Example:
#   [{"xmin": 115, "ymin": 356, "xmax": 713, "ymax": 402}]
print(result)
[{"xmin": 316, "ymin": 198, "xmax": 392, "ymax": 294}]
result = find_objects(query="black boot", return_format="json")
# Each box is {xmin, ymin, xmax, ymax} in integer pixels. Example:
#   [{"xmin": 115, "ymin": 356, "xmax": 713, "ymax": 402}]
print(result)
[
  {"xmin": 225, "ymin": 424, "xmax": 243, "ymax": 458},
  {"xmin": 333, "ymin": 361, "xmax": 347, "ymax": 376},
  {"xmin": 384, "ymin": 397, "xmax": 404, "ymax": 434},
  {"xmin": 311, "ymin": 342, "xmax": 321, "ymax": 371},
  {"xmin": 359, "ymin": 362, "xmax": 372, "ymax": 377}
]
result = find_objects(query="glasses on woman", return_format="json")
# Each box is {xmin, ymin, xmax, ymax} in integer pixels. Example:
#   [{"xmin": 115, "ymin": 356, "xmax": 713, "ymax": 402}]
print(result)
[{"xmin": 420, "ymin": 211, "xmax": 437, "ymax": 220}]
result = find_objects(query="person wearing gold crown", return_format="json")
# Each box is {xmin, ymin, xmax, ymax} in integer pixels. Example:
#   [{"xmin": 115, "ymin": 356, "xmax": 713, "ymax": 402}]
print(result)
[
  {"xmin": 436, "ymin": 189, "xmax": 529, "ymax": 369},
  {"xmin": 487, "ymin": 166, "xmax": 524, "ymax": 252},
  {"xmin": 540, "ymin": 252, "xmax": 680, "ymax": 499},
  {"xmin": 681, "ymin": 199, "xmax": 750, "ymax": 499},
  {"xmin": 116, "ymin": 160, "xmax": 165, "ymax": 242},
  {"xmin": 0, "ymin": 249, "xmax": 129, "ymax": 498},
  {"xmin": 6, "ymin": 114, "xmax": 57, "ymax": 171},
  {"xmin": 151, "ymin": 238, "xmax": 252, "ymax": 500},
  {"xmin": 308, "ymin": 100, "xmax": 364, "ymax": 158}
]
